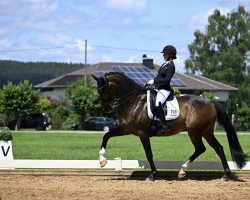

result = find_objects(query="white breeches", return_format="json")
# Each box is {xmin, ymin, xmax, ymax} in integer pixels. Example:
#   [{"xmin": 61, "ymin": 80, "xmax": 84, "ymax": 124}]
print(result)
[{"xmin": 155, "ymin": 90, "xmax": 170, "ymax": 107}]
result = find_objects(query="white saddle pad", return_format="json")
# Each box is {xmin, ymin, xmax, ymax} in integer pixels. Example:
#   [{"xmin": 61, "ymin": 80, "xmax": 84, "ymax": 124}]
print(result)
[{"xmin": 147, "ymin": 90, "xmax": 180, "ymax": 121}]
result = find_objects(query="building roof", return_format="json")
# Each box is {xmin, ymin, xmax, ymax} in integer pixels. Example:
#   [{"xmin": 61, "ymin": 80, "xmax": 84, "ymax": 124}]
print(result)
[
  {"xmin": 175, "ymin": 73, "xmax": 238, "ymax": 91},
  {"xmin": 34, "ymin": 62, "xmax": 237, "ymax": 91}
]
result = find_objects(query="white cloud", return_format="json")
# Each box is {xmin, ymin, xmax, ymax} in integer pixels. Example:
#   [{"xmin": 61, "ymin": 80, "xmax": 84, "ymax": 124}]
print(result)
[
  {"xmin": 38, "ymin": 33, "xmax": 71, "ymax": 46},
  {"xmin": 119, "ymin": 17, "xmax": 135, "ymax": 25},
  {"xmin": 188, "ymin": 8, "xmax": 230, "ymax": 31},
  {"xmin": 175, "ymin": 55, "xmax": 188, "ymax": 72},
  {"xmin": 174, "ymin": 46, "xmax": 191, "ymax": 72},
  {"xmin": 105, "ymin": 0, "xmax": 147, "ymax": 12},
  {"xmin": 18, "ymin": 44, "xmax": 35, "ymax": 49},
  {"xmin": 209, "ymin": 0, "xmax": 250, "ymax": 5},
  {"xmin": 101, "ymin": 55, "xmax": 138, "ymax": 63},
  {"xmin": 0, "ymin": 0, "xmax": 58, "ymax": 17},
  {"xmin": 0, "ymin": 28, "xmax": 7, "ymax": 36},
  {"xmin": 17, "ymin": 19, "xmax": 57, "ymax": 31},
  {"xmin": 38, "ymin": 49, "xmax": 67, "ymax": 57},
  {"xmin": 0, "ymin": 39, "xmax": 12, "ymax": 49},
  {"xmin": 23, "ymin": 0, "xmax": 58, "ymax": 13},
  {"xmin": 73, "ymin": 39, "xmax": 94, "ymax": 53},
  {"xmin": 126, "ymin": 56, "xmax": 138, "ymax": 63}
]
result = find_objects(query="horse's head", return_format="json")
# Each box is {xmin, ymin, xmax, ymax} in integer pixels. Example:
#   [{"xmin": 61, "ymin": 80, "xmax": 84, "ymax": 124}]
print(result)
[{"xmin": 91, "ymin": 74, "xmax": 116, "ymax": 110}]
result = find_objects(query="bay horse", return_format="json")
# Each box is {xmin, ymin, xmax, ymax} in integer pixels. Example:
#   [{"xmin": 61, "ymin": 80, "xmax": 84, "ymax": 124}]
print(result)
[{"xmin": 91, "ymin": 72, "xmax": 247, "ymax": 181}]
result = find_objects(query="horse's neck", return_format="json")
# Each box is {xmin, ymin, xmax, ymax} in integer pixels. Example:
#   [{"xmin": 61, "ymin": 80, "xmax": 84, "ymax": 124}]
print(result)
[
  {"xmin": 117, "ymin": 84, "xmax": 139, "ymax": 97},
  {"xmin": 117, "ymin": 93, "xmax": 146, "ymax": 126},
  {"xmin": 110, "ymin": 77, "xmax": 140, "ymax": 98}
]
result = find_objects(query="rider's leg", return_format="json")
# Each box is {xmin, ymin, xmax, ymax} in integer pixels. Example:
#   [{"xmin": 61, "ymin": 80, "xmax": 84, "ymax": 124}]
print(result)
[
  {"xmin": 156, "ymin": 103, "xmax": 168, "ymax": 132},
  {"xmin": 155, "ymin": 90, "xmax": 170, "ymax": 133}
]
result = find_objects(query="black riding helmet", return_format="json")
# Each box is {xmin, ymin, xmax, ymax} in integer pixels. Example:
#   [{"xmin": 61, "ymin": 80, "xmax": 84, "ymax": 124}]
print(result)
[{"xmin": 161, "ymin": 45, "xmax": 177, "ymax": 59}]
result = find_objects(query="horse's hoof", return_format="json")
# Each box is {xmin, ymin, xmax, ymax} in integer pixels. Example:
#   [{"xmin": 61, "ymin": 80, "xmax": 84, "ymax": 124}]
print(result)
[
  {"xmin": 100, "ymin": 160, "xmax": 108, "ymax": 167},
  {"xmin": 221, "ymin": 175, "xmax": 230, "ymax": 181},
  {"xmin": 178, "ymin": 169, "xmax": 186, "ymax": 179},
  {"xmin": 178, "ymin": 173, "xmax": 186, "ymax": 179},
  {"xmin": 146, "ymin": 174, "xmax": 155, "ymax": 181}
]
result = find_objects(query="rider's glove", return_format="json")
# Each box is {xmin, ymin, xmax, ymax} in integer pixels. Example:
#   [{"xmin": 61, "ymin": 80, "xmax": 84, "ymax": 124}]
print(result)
[{"xmin": 147, "ymin": 79, "xmax": 154, "ymax": 85}]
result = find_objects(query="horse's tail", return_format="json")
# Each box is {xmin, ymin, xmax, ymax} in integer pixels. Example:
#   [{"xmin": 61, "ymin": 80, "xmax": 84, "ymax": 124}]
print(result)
[{"xmin": 213, "ymin": 101, "xmax": 248, "ymax": 168}]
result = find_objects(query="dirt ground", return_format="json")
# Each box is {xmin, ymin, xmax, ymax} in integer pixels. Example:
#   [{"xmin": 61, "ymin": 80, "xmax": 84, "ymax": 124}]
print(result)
[{"xmin": 0, "ymin": 170, "xmax": 249, "ymax": 200}]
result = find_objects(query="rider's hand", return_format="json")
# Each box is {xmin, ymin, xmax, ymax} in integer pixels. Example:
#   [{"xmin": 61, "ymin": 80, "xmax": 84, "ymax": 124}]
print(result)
[{"xmin": 147, "ymin": 79, "xmax": 154, "ymax": 85}]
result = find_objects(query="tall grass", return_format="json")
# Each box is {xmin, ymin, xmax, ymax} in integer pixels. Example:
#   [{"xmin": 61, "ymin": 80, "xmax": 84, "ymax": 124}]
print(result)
[{"xmin": 11, "ymin": 132, "xmax": 250, "ymax": 161}]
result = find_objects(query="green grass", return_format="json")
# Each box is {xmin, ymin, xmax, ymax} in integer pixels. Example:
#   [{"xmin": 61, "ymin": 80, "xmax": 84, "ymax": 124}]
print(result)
[{"xmin": 11, "ymin": 131, "xmax": 250, "ymax": 161}]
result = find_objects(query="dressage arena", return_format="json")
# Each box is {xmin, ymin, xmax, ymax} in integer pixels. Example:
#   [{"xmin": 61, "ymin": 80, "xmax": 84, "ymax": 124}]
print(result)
[{"xmin": 0, "ymin": 170, "xmax": 249, "ymax": 200}]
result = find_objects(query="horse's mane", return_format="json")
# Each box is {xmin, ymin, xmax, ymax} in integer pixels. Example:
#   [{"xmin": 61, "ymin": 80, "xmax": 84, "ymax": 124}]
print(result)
[{"xmin": 104, "ymin": 72, "xmax": 140, "ymax": 87}]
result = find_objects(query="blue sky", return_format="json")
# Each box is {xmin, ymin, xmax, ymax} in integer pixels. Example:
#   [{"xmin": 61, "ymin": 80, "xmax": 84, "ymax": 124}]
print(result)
[{"xmin": 0, "ymin": 0, "xmax": 249, "ymax": 72}]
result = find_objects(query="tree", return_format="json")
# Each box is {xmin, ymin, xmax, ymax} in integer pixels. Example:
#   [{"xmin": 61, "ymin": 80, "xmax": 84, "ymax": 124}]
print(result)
[
  {"xmin": 0, "ymin": 80, "xmax": 40, "ymax": 130},
  {"xmin": 0, "ymin": 60, "xmax": 85, "ymax": 89},
  {"xmin": 51, "ymin": 105, "xmax": 70, "ymax": 130},
  {"xmin": 173, "ymin": 87, "xmax": 181, "ymax": 97},
  {"xmin": 33, "ymin": 96, "xmax": 52, "ymax": 114},
  {"xmin": 66, "ymin": 76, "xmax": 101, "ymax": 125},
  {"xmin": 201, "ymin": 91, "xmax": 216, "ymax": 101},
  {"xmin": 0, "ymin": 92, "xmax": 7, "ymax": 127},
  {"xmin": 236, "ymin": 106, "xmax": 250, "ymax": 130},
  {"xmin": 185, "ymin": 6, "xmax": 250, "ymax": 118}
]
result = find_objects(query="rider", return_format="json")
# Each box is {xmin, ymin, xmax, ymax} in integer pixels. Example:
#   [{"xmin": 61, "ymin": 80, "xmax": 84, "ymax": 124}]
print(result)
[{"xmin": 147, "ymin": 45, "xmax": 176, "ymax": 133}]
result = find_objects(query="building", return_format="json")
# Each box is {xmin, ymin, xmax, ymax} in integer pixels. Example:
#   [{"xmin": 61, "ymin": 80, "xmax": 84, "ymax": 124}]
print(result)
[{"xmin": 34, "ymin": 56, "xmax": 237, "ymax": 101}]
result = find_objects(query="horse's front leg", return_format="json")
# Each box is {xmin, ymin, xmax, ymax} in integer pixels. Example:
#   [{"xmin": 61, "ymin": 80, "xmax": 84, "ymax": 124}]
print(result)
[
  {"xmin": 99, "ymin": 128, "xmax": 123, "ymax": 167},
  {"xmin": 138, "ymin": 130, "xmax": 157, "ymax": 181}
]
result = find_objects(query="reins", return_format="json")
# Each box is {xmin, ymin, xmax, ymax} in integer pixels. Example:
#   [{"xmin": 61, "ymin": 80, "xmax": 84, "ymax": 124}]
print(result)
[
  {"xmin": 115, "ymin": 86, "xmax": 143, "ymax": 106},
  {"xmin": 98, "ymin": 84, "xmax": 107, "ymax": 91},
  {"xmin": 98, "ymin": 73, "xmax": 146, "ymax": 107}
]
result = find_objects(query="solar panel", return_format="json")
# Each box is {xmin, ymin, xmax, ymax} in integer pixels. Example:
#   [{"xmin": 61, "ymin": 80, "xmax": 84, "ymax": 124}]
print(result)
[
  {"xmin": 112, "ymin": 66, "xmax": 186, "ymax": 87},
  {"xmin": 96, "ymin": 66, "xmax": 186, "ymax": 87},
  {"xmin": 112, "ymin": 66, "xmax": 155, "ymax": 85},
  {"xmin": 171, "ymin": 75, "xmax": 186, "ymax": 87},
  {"xmin": 96, "ymin": 71, "xmax": 107, "ymax": 77}
]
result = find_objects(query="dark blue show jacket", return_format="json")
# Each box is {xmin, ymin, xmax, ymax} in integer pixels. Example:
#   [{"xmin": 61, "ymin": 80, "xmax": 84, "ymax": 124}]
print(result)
[{"xmin": 154, "ymin": 60, "xmax": 175, "ymax": 91}]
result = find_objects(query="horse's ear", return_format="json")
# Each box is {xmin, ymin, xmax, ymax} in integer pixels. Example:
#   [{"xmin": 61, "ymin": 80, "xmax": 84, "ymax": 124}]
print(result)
[{"xmin": 91, "ymin": 74, "xmax": 99, "ymax": 81}]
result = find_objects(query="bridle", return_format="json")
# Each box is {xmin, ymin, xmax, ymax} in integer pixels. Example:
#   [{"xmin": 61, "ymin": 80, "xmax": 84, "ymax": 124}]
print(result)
[
  {"xmin": 98, "ymin": 76, "xmax": 144, "ymax": 107},
  {"xmin": 97, "ymin": 76, "xmax": 109, "ymax": 92}
]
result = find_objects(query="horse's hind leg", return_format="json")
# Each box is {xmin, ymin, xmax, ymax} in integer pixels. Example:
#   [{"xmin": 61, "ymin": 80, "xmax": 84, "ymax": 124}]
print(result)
[
  {"xmin": 178, "ymin": 131, "xmax": 206, "ymax": 178},
  {"xmin": 203, "ymin": 133, "xmax": 231, "ymax": 181},
  {"xmin": 138, "ymin": 130, "xmax": 157, "ymax": 181}
]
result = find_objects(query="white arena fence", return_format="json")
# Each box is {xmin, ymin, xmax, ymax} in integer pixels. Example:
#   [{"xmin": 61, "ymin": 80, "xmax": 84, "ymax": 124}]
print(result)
[
  {"xmin": 0, "ymin": 159, "xmax": 249, "ymax": 171},
  {"xmin": 0, "ymin": 140, "xmax": 249, "ymax": 171}
]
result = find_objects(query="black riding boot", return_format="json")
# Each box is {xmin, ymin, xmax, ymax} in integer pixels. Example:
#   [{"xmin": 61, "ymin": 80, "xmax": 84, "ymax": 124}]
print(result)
[{"xmin": 156, "ymin": 105, "xmax": 168, "ymax": 133}]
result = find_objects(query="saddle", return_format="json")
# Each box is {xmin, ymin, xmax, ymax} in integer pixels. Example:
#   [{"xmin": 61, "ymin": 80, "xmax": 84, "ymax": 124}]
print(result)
[{"xmin": 147, "ymin": 89, "xmax": 180, "ymax": 121}]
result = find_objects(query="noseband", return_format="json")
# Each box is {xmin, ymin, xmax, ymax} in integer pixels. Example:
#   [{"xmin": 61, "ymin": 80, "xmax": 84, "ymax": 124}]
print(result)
[
  {"xmin": 97, "ymin": 76, "xmax": 116, "ymax": 108},
  {"xmin": 97, "ymin": 76, "xmax": 109, "ymax": 92}
]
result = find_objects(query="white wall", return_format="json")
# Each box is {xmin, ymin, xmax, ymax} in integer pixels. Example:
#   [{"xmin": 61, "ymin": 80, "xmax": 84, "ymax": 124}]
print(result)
[
  {"xmin": 41, "ymin": 88, "xmax": 66, "ymax": 100},
  {"xmin": 41, "ymin": 88, "xmax": 230, "ymax": 102},
  {"xmin": 214, "ymin": 91, "xmax": 229, "ymax": 101}
]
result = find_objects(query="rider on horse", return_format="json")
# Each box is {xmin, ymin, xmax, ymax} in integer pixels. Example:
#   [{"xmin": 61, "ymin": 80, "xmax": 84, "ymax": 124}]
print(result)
[
  {"xmin": 93, "ymin": 52, "xmax": 247, "ymax": 181},
  {"xmin": 147, "ymin": 45, "xmax": 177, "ymax": 133}
]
